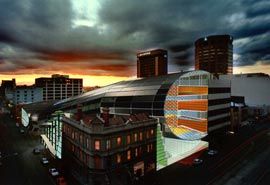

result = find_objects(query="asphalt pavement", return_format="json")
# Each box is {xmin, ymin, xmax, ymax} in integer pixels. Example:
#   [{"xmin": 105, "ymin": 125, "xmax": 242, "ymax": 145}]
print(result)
[{"xmin": 0, "ymin": 113, "xmax": 55, "ymax": 185}]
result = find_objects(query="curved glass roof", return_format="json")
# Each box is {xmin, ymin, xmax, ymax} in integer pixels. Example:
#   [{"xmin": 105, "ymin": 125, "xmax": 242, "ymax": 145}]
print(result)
[{"xmin": 54, "ymin": 72, "xmax": 188, "ymax": 111}]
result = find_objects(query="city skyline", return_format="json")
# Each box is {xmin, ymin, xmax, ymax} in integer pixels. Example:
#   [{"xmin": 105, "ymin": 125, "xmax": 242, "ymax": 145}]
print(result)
[{"xmin": 0, "ymin": 0, "xmax": 270, "ymax": 86}]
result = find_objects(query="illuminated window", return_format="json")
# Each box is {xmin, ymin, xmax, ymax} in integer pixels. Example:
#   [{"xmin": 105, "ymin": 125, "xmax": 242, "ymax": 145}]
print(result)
[
  {"xmin": 117, "ymin": 137, "xmax": 122, "ymax": 146},
  {"xmin": 117, "ymin": 154, "xmax": 121, "ymax": 163},
  {"xmin": 127, "ymin": 150, "xmax": 131, "ymax": 160},
  {"xmin": 139, "ymin": 132, "xmax": 143, "ymax": 141},
  {"xmin": 106, "ymin": 139, "xmax": 111, "ymax": 150},
  {"xmin": 147, "ymin": 145, "xmax": 150, "ymax": 152},
  {"xmin": 127, "ymin": 135, "xmax": 131, "ymax": 144},
  {"xmin": 135, "ymin": 148, "xmax": 138, "ymax": 157},
  {"xmin": 134, "ymin": 133, "xmax": 138, "ymax": 142},
  {"xmin": 95, "ymin": 140, "xmax": 100, "ymax": 151},
  {"xmin": 150, "ymin": 129, "xmax": 154, "ymax": 135}
]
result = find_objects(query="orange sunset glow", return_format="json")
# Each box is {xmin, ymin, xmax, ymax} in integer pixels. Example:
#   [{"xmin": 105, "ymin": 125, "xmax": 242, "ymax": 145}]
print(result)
[{"xmin": 0, "ymin": 74, "xmax": 133, "ymax": 87}]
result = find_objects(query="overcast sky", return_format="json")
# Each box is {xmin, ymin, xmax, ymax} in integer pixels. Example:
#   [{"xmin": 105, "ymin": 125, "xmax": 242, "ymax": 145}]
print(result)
[{"xmin": 0, "ymin": 0, "xmax": 270, "ymax": 86}]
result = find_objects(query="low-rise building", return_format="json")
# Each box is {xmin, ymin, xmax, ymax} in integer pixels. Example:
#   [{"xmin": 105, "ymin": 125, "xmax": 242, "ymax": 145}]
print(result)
[
  {"xmin": 13, "ymin": 85, "xmax": 43, "ymax": 105},
  {"xmin": 35, "ymin": 74, "xmax": 83, "ymax": 101},
  {"xmin": 0, "ymin": 79, "xmax": 16, "ymax": 102},
  {"xmin": 220, "ymin": 73, "xmax": 270, "ymax": 115},
  {"xmin": 61, "ymin": 110, "xmax": 157, "ymax": 185},
  {"xmin": 230, "ymin": 96, "xmax": 248, "ymax": 132}
]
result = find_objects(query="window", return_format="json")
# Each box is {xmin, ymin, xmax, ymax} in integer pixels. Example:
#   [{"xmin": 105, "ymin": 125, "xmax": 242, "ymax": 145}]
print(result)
[
  {"xmin": 135, "ymin": 148, "xmax": 138, "ymax": 157},
  {"xmin": 86, "ymin": 138, "xmax": 89, "ymax": 149},
  {"xmin": 127, "ymin": 150, "xmax": 131, "ymax": 160},
  {"xmin": 147, "ymin": 145, "xmax": 150, "ymax": 153},
  {"xmin": 150, "ymin": 129, "xmax": 154, "ymax": 136},
  {"xmin": 146, "ymin": 131, "xmax": 149, "ymax": 139},
  {"xmin": 117, "ymin": 154, "xmax": 121, "ymax": 163},
  {"xmin": 139, "ymin": 132, "xmax": 143, "ymax": 141},
  {"xmin": 134, "ymin": 133, "xmax": 138, "ymax": 142},
  {"xmin": 94, "ymin": 156, "xmax": 101, "ymax": 169},
  {"xmin": 117, "ymin": 137, "xmax": 122, "ymax": 146},
  {"xmin": 80, "ymin": 134, "xmax": 83, "ymax": 144},
  {"xmin": 86, "ymin": 155, "xmax": 90, "ymax": 166},
  {"xmin": 127, "ymin": 135, "xmax": 131, "ymax": 144},
  {"xmin": 106, "ymin": 139, "xmax": 111, "ymax": 150},
  {"xmin": 139, "ymin": 147, "xmax": 142, "ymax": 155},
  {"xmin": 95, "ymin": 140, "xmax": 100, "ymax": 151}
]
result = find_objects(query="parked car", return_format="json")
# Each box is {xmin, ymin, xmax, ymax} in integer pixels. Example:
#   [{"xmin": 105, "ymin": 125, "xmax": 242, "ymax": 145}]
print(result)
[
  {"xmin": 207, "ymin": 149, "xmax": 218, "ymax": 156},
  {"xmin": 33, "ymin": 148, "xmax": 41, "ymax": 154},
  {"xmin": 20, "ymin": 129, "xmax": 24, "ymax": 134},
  {"xmin": 41, "ymin": 157, "xmax": 49, "ymax": 165},
  {"xmin": 49, "ymin": 168, "xmax": 59, "ymax": 177},
  {"xmin": 193, "ymin": 158, "xmax": 203, "ymax": 165}
]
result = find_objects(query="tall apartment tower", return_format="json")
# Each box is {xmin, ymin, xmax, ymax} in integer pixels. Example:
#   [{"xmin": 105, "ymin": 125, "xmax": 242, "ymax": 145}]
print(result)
[
  {"xmin": 137, "ymin": 49, "xmax": 168, "ymax": 78},
  {"xmin": 195, "ymin": 35, "xmax": 233, "ymax": 75},
  {"xmin": 35, "ymin": 74, "xmax": 83, "ymax": 101}
]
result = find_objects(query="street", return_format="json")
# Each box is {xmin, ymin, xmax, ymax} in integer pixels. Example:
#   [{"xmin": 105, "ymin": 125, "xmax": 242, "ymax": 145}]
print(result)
[
  {"xmin": 0, "ymin": 113, "xmax": 55, "ymax": 185},
  {"xmin": 140, "ymin": 121, "xmax": 270, "ymax": 185}
]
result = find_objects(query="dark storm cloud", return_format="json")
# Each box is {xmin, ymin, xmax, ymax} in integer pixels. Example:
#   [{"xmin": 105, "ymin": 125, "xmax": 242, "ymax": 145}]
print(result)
[
  {"xmin": 169, "ymin": 44, "xmax": 192, "ymax": 53},
  {"xmin": 0, "ymin": 0, "xmax": 269, "ymax": 76},
  {"xmin": 246, "ymin": 1, "xmax": 270, "ymax": 18},
  {"xmin": 232, "ymin": 16, "xmax": 270, "ymax": 39},
  {"xmin": 99, "ymin": 0, "xmax": 270, "ymax": 67}
]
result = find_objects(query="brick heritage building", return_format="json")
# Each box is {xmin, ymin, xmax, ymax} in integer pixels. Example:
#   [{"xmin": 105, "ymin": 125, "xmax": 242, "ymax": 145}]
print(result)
[{"xmin": 61, "ymin": 110, "xmax": 157, "ymax": 185}]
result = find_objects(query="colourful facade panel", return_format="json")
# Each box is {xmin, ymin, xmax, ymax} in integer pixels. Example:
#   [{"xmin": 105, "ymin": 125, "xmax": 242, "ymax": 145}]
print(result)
[
  {"xmin": 178, "ymin": 86, "xmax": 208, "ymax": 95},
  {"xmin": 177, "ymin": 100, "xmax": 208, "ymax": 111},
  {"xmin": 177, "ymin": 119, "xmax": 207, "ymax": 132}
]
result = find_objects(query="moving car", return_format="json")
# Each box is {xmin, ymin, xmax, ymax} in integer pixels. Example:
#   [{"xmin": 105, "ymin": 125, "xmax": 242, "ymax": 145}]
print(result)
[
  {"xmin": 193, "ymin": 158, "xmax": 203, "ymax": 165},
  {"xmin": 207, "ymin": 149, "xmax": 218, "ymax": 156},
  {"xmin": 49, "ymin": 168, "xmax": 59, "ymax": 177},
  {"xmin": 41, "ymin": 157, "xmax": 49, "ymax": 165},
  {"xmin": 33, "ymin": 148, "xmax": 41, "ymax": 154}
]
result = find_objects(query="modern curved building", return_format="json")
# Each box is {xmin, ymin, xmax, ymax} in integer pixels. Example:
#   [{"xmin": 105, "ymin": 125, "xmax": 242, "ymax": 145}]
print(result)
[
  {"xmin": 54, "ymin": 70, "xmax": 231, "ymax": 141},
  {"xmin": 195, "ymin": 35, "xmax": 233, "ymax": 75}
]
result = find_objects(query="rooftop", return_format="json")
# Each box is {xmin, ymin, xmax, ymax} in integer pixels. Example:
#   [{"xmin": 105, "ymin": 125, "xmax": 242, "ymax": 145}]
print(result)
[{"xmin": 63, "ymin": 112, "xmax": 157, "ymax": 135}]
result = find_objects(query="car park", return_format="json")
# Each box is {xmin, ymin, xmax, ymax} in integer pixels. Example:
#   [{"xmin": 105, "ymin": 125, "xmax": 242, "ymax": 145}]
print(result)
[{"xmin": 49, "ymin": 168, "xmax": 59, "ymax": 176}]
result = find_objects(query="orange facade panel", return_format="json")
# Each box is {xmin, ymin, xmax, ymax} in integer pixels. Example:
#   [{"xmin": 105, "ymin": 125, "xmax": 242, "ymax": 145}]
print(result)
[
  {"xmin": 178, "ymin": 86, "xmax": 208, "ymax": 95},
  {"xmin": 178, "ymin": 100, "xmax": 208, "ymax": 111},
  {"xmin": 178, "ymin": 119, "xmax": 207, "ymax": 132}
]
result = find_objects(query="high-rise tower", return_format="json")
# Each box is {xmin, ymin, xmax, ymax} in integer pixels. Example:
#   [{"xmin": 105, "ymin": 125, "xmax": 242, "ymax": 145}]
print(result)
[
  {"xmin": 195, "ymin": 35, "xmax": 233, "ymax": 75},
  {"xmin": 137, "ymin": 49, "xmax": 168, "ymax": 78}
]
